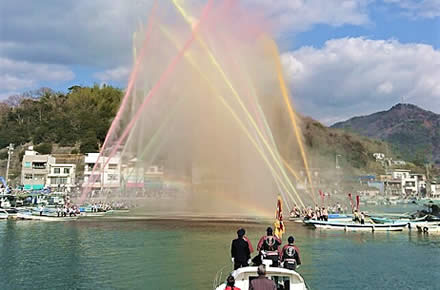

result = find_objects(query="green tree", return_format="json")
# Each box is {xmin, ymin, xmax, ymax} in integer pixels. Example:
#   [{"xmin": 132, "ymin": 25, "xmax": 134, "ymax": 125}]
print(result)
[{"xmin": 34, "ymin": 143, "xmax": 53, "ymax": 154}]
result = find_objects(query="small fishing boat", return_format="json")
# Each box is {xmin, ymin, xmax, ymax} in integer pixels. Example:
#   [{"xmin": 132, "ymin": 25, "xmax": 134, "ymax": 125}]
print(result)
[
  {"xmin": 416, "ymin": 223, "xmax": 440, "ymax": 233},
  {"xmin": 305, "ymin": 220, "xmax": 408, "ymax": 231},
  {"xmin": 16, "ymin": 210, "xmax": 78, "ymax": 221},
  {"xmin": 290, "ymin": 214, "xmax": 352, "ymax": 223},
  {"xmin": 407, "ymin": 215, "xmax": 440, "ymax": 229},
  {"xmin": 107, "ymin": 209, "xmax": 130, "ymax": 214},
  {"xmin": 79, "ymin": 212, "xmax": 106, "ymax": 217},
  {"xmin": 214, "ymin": 260, "xmax": 308, "ymax": 290},
  {"xmin": 370, "ymin": 216, "xmax": 414, "ymax": 224},
  {"xmin": 0, "ymin": 209, "xmax": 9, "ymax": 219}
]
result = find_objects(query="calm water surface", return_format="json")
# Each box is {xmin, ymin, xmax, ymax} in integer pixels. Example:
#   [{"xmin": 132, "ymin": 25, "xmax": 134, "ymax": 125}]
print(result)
[{"xmin": 1, "ymin": 214, "xmax": 440, "ymax": 289}]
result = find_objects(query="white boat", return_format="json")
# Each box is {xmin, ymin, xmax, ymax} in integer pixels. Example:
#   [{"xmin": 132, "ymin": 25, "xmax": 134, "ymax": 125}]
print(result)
[
  {"xmin": 408, "ymin": 220, "xmax": 440, "ymax": 229},
  {"xmin": 214, "ymin": 261, "xmax": 308, "ymax": 290},
  {"xmin": 0, "ymin": 209, "xmax": 9, "ymax": 219},
  {"xmin": 416, "ymin": 223, "xmax": 440, "ymax": 233},
  {"xmin": 290, "ymin": 214, "xmax": 352, "ymax": 223},
  {"xmin": 80, "ymin": 212, "xmax": 106, "ymax": 217},
  {"xmin": 305, "ymin": 220, "xmax": 408, "ymax": 231},
  {"xmin": 106, "ymin": 209, "xmax": 130, "ymax": 214},
  {"xmin": 16, "ymin": 211, "xmax": 78, "ymax": 221}
]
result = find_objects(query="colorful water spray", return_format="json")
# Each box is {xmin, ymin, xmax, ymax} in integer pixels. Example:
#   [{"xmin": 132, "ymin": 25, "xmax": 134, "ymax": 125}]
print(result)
[{"xmin": 82, "ymin": 0, "xmax": 316, "ymax": 217}]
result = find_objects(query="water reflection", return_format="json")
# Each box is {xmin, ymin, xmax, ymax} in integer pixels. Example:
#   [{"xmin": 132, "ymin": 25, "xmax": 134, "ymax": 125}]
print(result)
[{"xmin": 1, "ymin": 220, "xmax": 439, "ymax": 289}]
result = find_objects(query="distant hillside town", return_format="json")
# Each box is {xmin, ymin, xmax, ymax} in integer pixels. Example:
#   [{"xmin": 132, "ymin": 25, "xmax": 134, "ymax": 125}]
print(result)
[
  {"xmin": 9, "ymin": 146, "xmax": 164, "ymax": 197},
  {"xmin": 1, "ymin": 86, "xmax": 439, "ymax": 203},
  {"xmin": 0, "ymin": 146, "xmax": 438, "ymax": 204}
]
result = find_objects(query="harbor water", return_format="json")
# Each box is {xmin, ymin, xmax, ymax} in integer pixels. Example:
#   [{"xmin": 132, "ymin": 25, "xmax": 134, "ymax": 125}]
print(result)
[{"xmin": 1, "ymin": 213, "xmax": 440, "ymax": 289}]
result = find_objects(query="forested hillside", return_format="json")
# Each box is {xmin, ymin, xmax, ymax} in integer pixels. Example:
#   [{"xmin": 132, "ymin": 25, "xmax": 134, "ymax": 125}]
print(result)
[{"xmin": 0, "ymin": 85, "xmax": 122, "ymax": 153}]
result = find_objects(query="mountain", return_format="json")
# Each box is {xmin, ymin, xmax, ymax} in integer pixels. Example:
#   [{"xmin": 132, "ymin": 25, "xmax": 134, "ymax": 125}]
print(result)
[
  {"xmin": 300, "ymin": 116, "xmax": 390, "ymax": 173},
  {"xmin": 331, "ymin": 103, "xmax": 440, "ymax": 165}
]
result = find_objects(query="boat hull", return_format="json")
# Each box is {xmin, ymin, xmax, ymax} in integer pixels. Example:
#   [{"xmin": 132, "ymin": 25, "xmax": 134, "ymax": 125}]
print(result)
[
  {"xmin": 416, "ymin": 224, "xmax": 440, "ymax": 233},
  {"xmin": 306, "ymin": 220, "xmax": 408, "ymax": 231},
  {"xmin": 16, "ymin": 213, "xmax": 78, "ymax": 221}
]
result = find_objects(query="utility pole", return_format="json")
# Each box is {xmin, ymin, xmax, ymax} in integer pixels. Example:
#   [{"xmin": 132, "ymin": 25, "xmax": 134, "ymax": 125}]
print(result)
[
  {"xmin": 336, "ymin": 154, "xmax": 341, "ymax": 169},
  {"xmin": 5, "ymin": 143, "xmax": 14, "ymax": 185},
  {"xmin": 425, "ymin": 163, "xmax": 431, "ymax": 198}
]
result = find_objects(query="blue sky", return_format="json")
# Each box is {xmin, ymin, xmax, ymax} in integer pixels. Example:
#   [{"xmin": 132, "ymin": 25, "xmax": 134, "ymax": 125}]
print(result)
[{"xmin": 0, "ymin": 0, "xmax": 439, "ymax": 124}]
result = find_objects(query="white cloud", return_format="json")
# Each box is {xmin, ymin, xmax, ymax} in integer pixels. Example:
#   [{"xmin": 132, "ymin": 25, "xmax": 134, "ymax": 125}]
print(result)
[
  {"xmin": 282, "ymin": 37, "xmax": 440, "ymax": 124},
  {"xmin": 248, "ymin": 0, "xmax": 372, "ymax": 33},
  {"xmin": 0, "ymin": 0, "xmax": 154, "ymax": 67},
  {"xmin": 0, "ymin": 0, "xmax": 372, "ymax": 70},
  {"xmin": 93, "ymin": 66, "xmax": 131, "ymax": 83},
  {"xmin": 0, "ymin": 57, "xmax": 74, "ymax": 99},
  {"xmin": 377, "ymin": 81, "xmax": 393, "ymax": 94},
  {"xmin": 384, "ymin": 0, "xmax": 440, "ymax": 19}
]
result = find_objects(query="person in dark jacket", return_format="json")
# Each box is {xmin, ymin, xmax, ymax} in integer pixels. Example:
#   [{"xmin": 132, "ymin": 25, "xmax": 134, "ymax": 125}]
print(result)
[
  {"xmin": 249, "ymin": 265, "xmax": 276, "ymax": 290},
  {"xmin": 280, "ymin": 236, "xmax": 301, "ymax": 270},
  {"xmin": 231, "ymin": 228, "xmax": 251, "ymax": 270}
]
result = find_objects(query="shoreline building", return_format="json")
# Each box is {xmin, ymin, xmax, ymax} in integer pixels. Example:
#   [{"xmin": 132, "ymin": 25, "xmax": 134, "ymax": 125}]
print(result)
[
  {"xmin": 82, "ymin": 153, "xmax": 121, "ymax": 190},
  {"xmin": 144, "ymin": 165, "xmax": 164, "ymax": 190},
  {"xmin": 21, "ymin": 147, "xmax": 55, "ymax": 190},
  {"xmin": 385, "ymin": 169, "xmax": 426, "ymax": 197},
  {"xmin": 46, "ymin": 163, "xmax": 76, "ymax": 192},
  {"xmin": 430, "ymin": 182, "xmax": 440, "ymax": 199}
]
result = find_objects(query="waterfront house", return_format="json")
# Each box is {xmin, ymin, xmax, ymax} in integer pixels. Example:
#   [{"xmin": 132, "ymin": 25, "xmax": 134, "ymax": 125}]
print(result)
[
  {"xmin": 21, "ymin": 146, "xmax": 55, "ymax": 190},
  {"xmin": 46, "ymin": 163, "xmax": 76, "ymax": 192},
  {"xmin": 430, "ymin": 182, "xmax": 440, "ymax": 199},
  {"xmin": 82, "ymin": 153, "xmax": 121, "ymax": 189}
]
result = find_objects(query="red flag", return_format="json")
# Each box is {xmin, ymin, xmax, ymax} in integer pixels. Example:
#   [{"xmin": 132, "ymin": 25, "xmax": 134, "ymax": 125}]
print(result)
[
  {"xmin": 348, "ymin": 193, "xmax": 354, "ymax": 211},
  {"xmin": 274, "ymin": 196, "xmax": 285, "ymax": 239},
  {"xmin": 356, "ymin": 195, "xmax": 360, "ymax": 210}
]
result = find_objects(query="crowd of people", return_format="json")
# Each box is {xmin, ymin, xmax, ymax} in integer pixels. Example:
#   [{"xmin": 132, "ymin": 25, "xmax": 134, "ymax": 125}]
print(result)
[
  {"xmin": 289, "ymin": 204, "xmax": 368, "ymax": 224},
  {"xmin": 228, "ymin": 227, "xmax": 302, "ymax": 290},
  {"xmin": 231, "ymin": 227, "xmax": 301, "ymax": 270},
  {"xmin": 54, "ymin": 205, "xmax": 80, "ymax": 217},
  {"xmin": 289, "ymin": 203, "xmax": 349, "ymax": 221}
]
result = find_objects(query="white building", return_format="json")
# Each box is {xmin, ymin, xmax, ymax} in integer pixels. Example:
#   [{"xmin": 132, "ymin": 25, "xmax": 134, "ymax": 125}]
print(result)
[
  {"xmin": 120, "ymin": 158, "xmax": 144, "ymax": 189},
  {"xmin": 430, "ymin": 182, "xmax": 440, "ymax": 199},
  {"xmin": 46, "ymin": 164, "xmax": 76, "ymax": 192},
  {"xmin": 391, "ymin": 169, "xmax": 410, "ymax": 180},
  {"xmin": 83, "ymin": 153, "xmax": 121, "ymax": 189},
  {"xmin": 21, "ymin": 147, "xmax": 56, "ymax": 191},
  {"xmin": 144, "ymin": 165, "xmax": 164, "ymax": 189},
  {"xmin": 391, "ymin": 169, "xmax": 426, "ymax": 196},
  {"xmin": 373, "ymin": 153, "xmax": 385, "ymax": 160}
]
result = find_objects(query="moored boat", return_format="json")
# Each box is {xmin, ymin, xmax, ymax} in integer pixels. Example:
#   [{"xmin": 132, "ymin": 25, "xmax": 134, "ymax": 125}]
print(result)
[
  {"xmin": 0, "ymin": 209, "xmax": 9, "ymax": 219},
  {"xmin": 290, "ymin": 214, "xmax": 352, "ymax": 223},
  {"xmin": 79, "ymin": 212, "xmax": 106, "ymax": 217},
  {"xmin": 416, "ymin": 223, "xmax": 440, "ymax": 233},
  {"xmin": 16, "ymin": 210, "xmax": 78, "ymax": 221},
  {"xmin": 305, "ymin": 220, "xmax": 408, "ymax": 231}
]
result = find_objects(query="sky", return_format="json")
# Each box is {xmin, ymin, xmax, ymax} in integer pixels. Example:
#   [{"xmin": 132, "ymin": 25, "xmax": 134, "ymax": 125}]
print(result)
[{"xmin": 0, "ymin": 0, "xmax": 439, "ymax": 125}]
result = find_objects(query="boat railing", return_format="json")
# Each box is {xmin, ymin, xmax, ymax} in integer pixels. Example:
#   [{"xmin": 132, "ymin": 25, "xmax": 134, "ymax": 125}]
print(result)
[{"xmin": 212, "ymin": 263, "xmax": 231, "ymax": 290}]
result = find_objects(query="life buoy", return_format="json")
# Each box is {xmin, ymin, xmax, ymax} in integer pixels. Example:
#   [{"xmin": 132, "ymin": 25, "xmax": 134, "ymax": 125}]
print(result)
[{"xmin": 423, "ymin": 227, "xmax": 429, "ymax": 233}]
